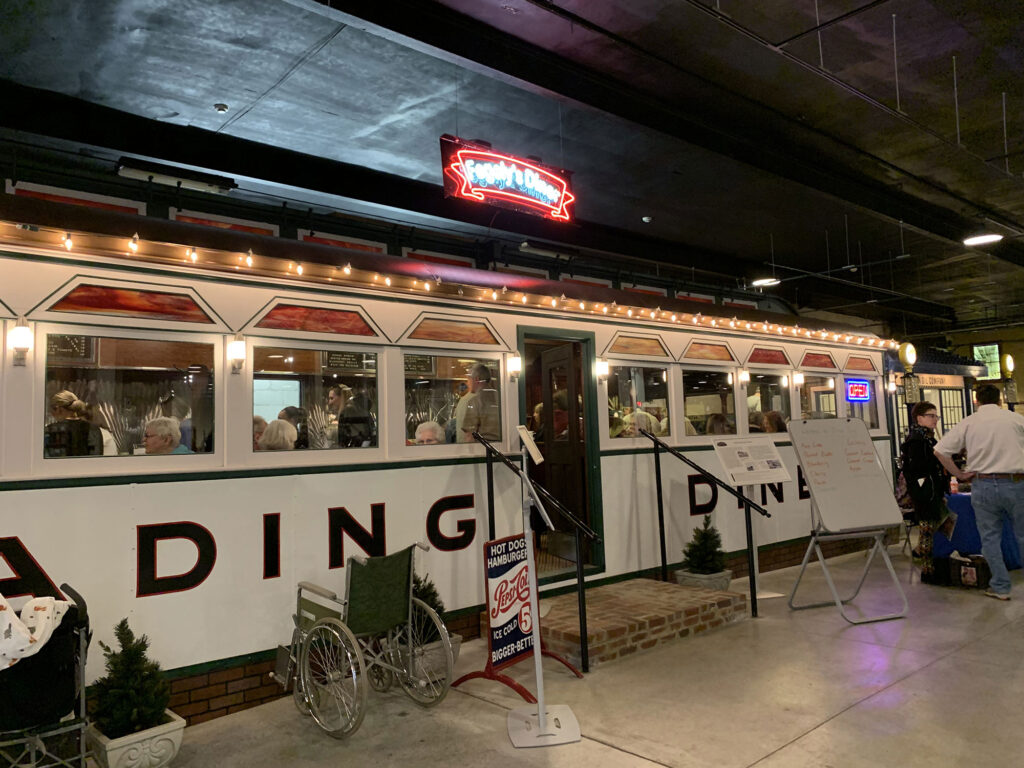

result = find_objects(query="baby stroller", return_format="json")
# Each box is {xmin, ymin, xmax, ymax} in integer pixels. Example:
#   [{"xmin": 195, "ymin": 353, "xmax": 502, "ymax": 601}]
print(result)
[{"xmin": 0, "ymin": 584, "xmax": 91, "ymax": 768}]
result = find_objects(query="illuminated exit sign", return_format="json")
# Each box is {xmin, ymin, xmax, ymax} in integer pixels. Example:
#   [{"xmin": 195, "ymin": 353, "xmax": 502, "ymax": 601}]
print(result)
[{"xmin": 440, "ymin": 134, "xmax": 575, "ymax": 222}]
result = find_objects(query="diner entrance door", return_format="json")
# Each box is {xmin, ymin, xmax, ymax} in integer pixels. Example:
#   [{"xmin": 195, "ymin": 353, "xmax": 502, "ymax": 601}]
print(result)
[{"xmin": 523, "ymin": 335, "xmax": 594, "ymax": 576}]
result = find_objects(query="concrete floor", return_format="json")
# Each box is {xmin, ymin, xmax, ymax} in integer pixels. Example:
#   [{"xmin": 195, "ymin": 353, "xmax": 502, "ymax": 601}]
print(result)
[{"xmin": 173, "ymin": 549, "xmax": 1024, "ymax": 768}]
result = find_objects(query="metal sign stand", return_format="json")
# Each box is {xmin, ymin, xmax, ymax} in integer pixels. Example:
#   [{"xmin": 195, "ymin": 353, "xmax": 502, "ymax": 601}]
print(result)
[
  {"xmin": 788, "ymin": 500, "xmax": 908, "ymax": 624},
  {"xmin": 507, "ymin": 451, "xmax": 581, "ymax": 748}
]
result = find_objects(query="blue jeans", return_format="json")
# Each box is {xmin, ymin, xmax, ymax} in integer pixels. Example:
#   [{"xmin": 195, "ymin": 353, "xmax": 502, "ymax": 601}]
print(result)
[{"xmin": 971, "ymin": 478, "xmax": 1024, "ymax": 594}]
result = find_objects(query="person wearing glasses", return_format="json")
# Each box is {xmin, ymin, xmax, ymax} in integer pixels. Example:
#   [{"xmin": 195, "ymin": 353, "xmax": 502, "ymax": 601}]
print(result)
[
  {"xmin": 142, "ymin": 417, "xmax": 193, "ymax": 455},
  {"xmin": 900, "ymin": 401, "xmax": 947, "ymax": 577}
]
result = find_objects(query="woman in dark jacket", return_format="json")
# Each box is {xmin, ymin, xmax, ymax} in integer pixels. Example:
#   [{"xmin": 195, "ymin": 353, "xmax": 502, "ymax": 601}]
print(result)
[{"xmin": 900, "ymin": 401, "xmax": 947, "ymax": 575}]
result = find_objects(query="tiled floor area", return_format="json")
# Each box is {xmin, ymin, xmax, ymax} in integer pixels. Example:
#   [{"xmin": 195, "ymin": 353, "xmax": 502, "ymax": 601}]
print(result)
[{"xmin": 173, "ymin": 549, "xmax": 1024, "ymax": 768}]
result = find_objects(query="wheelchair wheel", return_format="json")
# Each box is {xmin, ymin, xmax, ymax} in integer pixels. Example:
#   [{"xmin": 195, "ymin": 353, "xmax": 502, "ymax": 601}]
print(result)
[
  {"xmin": 366, "ymin": 638, "xmax": 394, "ymax": 692},
  {"xmin": 300, "ymin": 618, "xmax": 367, "ymax": 739},
  {"xmin": 389, "ymin": 597, "xmax": 453, "ymax": 707},
  {"xmin": 289, "ymin": 628, "xmax": 311, "ymax": 716}
]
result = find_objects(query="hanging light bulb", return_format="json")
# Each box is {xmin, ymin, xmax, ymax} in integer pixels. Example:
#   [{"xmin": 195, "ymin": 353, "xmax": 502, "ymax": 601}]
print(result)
[
  {"xmin": 246, "ymin": 249, "xmax": 254, "ymax": 267},
  {"xmin": 128, "ymin": 233, "xmax": 140, "ymax": 252},
  {"xmin": 385, "ymin": 276, "xmax": 392, "ymax": 286},
  {"xmin": 296, "ymin": 264, "xmax": 303, "ymax": 275},
  {"xmin": 424, "ymin": 281, "xmax": 431, "ymax": 291},
  {"xmin": 343, "ymin": 263, "xmax": 352, "ymax": 275},
  {"xmin": 62, "ymin": 232, "xmax": 73, "ymax": 250},
  {"xmin": 521, "ymin": 295, "xmax": 527, "ymax": 304},
  {"xmin": 550, "ymin": 298, "xmax": 557, "ymax": 307}
]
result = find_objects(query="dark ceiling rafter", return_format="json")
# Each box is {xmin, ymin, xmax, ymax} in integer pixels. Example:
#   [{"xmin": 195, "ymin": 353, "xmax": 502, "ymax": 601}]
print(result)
[{"xmin": 309, "ymin": 1, "xmax": 1015, "ymax": 252}]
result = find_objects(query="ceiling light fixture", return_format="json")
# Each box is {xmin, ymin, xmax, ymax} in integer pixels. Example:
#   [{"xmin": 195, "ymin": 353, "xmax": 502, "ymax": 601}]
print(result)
[
  {"xmin": 963, "ymin": 233, "xmax": 1004, "ymax": 246},
  {"xmin": 751, "ymin": 277, "xmax": 780, "ymax": 287},
  {"xmin": 117, "ymin": 157, "xmax": 237, "ymax": 195}
]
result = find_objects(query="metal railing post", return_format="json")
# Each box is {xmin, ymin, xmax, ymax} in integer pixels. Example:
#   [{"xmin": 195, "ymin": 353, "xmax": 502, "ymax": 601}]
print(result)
[
  {"xmin": 653, "ymin": 442, "xmax": 668, "ymax": 582},
  {"xmin": 743, "ymin": 499, "xmax": 759, "ymax": 618},
  {"xmin": 574, "ymin": 528, "xmax": 589, "ymax": 672},
  {"xmin": 486, "ymin": 453, "xmax": 496, "ymax": 540}
]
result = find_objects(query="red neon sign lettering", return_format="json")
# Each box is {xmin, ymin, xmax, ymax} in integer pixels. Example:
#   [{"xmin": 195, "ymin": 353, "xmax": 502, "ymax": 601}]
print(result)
[{"xmin": 442, "ymin": 141, "xmax": 575, "ymax": 222}]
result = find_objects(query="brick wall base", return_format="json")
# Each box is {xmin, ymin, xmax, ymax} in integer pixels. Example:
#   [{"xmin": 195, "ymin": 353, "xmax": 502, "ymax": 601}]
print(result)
[{"xmin": 168, "ymin": 658, "xmax": 284, "ymax": 726}]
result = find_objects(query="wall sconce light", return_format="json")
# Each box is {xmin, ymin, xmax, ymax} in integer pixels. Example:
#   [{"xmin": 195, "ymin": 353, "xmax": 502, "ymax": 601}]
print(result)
[
  {"xmin": 827, "ymin": 377, "xmax": 835, "ymax": 389},
  {"xmin": 596, "ymin": 359, "xmax": 609, "ymax": 381},
  {"xmin": 1002, "ymin": 353, "xmax": 1018, "ymax": 403},
  {"xmin": 782, "ymin": 375, "xmax": 789, "ymax": 388},
  {"xmin": 792, "ymin": 372, "xmax": 805, "ymax": 386},
  {"xmin": 227, "ymin": 333, "xmax": 246, "ymax": 374},
  {"xmin": 887, "ymin": 374, "xmax": 897, "ymax": 394},
  {"xmin": 508, "ymin": 355, "xmax": 522, "ymax": 379},
  {"xmin": 7, "ymin": 316, "xmax": 32, "ymax": 366},
  {"xmin": 738, "ymin": 369, "xmax": 751, "ymax": 384}
]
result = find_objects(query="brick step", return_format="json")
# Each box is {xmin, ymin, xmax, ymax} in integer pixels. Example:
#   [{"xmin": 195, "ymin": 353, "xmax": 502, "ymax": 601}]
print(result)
[{"xmin": 539, "ymin": 577, "xmax": 748, "ymax": 668}]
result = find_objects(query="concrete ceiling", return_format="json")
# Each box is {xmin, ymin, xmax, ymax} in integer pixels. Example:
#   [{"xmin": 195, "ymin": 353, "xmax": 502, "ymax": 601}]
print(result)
[{"xmin": 2, "ymin": 0, "xmax": 1024, "ymax": 338}]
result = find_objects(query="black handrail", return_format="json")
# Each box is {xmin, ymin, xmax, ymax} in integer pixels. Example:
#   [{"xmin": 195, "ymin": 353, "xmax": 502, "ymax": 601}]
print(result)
[
  {"xmin": 639, "ymin": 429, "xmax": 769, "ymax": 618},
  {"xmin": 473, "ymin": 432, "xmax": 599, "ymax": 671}
]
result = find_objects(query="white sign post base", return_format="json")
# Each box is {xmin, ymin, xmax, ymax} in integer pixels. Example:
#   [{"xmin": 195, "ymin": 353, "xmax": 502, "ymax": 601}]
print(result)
[
  {"xmin": 507, "ymin": 449, "xmax": 581, "ymax": 748},
  {"xmin": 508, "ymin": 704, "xmax": 581, "ymax": 748}
]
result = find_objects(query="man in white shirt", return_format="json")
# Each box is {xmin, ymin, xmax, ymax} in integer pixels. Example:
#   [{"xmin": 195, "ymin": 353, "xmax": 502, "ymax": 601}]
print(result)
[{"xmin": 934, "ymin": 384, "xmax": 1024, "ymax": 600}]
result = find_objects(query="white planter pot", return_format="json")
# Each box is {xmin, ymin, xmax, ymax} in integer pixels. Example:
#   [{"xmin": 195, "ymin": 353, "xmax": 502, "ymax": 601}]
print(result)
[
  {"xmin": 675, "ymin": 569, "xmax": 732, "ymax": 592},
  {"xmin": 88, "ymin": 709, "xmax": 185, "ymax": 768}
]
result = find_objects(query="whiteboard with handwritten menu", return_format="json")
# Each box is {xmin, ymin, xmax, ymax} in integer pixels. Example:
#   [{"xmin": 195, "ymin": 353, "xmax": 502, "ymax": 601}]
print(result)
[{"xmin": 788, "ymin": 418, "xmax": 902, "ymax": 532}]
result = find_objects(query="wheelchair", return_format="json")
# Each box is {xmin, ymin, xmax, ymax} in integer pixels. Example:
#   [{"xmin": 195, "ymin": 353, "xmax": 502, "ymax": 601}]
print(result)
[
  {"xmin": 0, "ymin": 584, "xmax": 91, "ymax": 768},
  {"xmin": 273, "ymin": 544, "xmax": 453, "ymax": 739}
]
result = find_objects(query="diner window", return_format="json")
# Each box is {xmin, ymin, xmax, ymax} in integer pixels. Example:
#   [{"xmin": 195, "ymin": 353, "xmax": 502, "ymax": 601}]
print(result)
[
  {"xmin": 682, "ymin": 370, "xmax": 735, "ymax": 435},
  {"xmin": 404, "ymin": 355, "xmax": 501, "ymax": 445},
  {"xmin": 798, "ymin": 375, "xmax": 837, "ymax": 419},
  {"xmin": 44, "ymin": 333, "xmax": 215, "ymax": 457},
  {"xmin": 746, "ymin": 373, "xmax": 791, "ymax": 433},
  {"xmin": 607, "ymin": 365, "xmax": 670, "ymax": 438},
  {"xmin": 253, "ymin": 347, "xmax": 377, "ymax": 451},
  {"xmin": 844, "ymin": 377, "xmax": 879, "ymax": 429}
]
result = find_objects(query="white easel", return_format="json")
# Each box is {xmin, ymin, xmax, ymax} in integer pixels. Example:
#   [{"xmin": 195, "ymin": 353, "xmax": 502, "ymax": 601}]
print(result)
[{"xmin": 787, "ymin": 418, "xmax": 907, "ymax": 625}]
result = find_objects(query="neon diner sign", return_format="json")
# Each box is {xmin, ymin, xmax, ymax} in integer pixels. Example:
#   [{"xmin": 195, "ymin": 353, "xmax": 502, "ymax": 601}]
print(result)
[{"xmin": 440, "ymin": 134, "xmax": 575, "ymax": 222}]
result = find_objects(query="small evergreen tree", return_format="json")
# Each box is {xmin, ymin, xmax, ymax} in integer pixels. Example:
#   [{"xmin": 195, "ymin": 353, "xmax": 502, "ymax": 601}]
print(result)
[
  {"xmin": 413, "ymin": 573, "xmax": 446, "ymax": 616},
  {"xmin": 91, "ymin": 618, "xmax": 171, "ymax": 739},
  {"xmin": 681, "ymin": 515, "xmax": 726, "ymax": 574}
]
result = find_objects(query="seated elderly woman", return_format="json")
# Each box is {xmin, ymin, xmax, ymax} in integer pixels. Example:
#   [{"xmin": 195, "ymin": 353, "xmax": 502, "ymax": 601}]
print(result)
[
  {"xmin": 143, "ymin": 417, "xmax": 193, "ymax": 455},
  {"xmin": 258, "ymin": 419, "xmax": 298, "ymax": 451},
  {"xmin": 414, "ymin": 420, "xmax": 445, "ymax": 445}
]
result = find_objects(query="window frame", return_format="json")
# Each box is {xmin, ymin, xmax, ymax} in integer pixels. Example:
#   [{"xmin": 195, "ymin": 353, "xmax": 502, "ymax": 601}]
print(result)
[
  {"xmin": 741, "ymin": 365, "xmax": 796, "ymax": 437},
  {"xmin": 599, "ymin": 360, "xmax": 678, "ymax": 449},
  {"xmin": 245, "ymin": 336, "xmax": 386, "ymax": 467},
  {"xmin": 677, "ymin": 361, "xmax": 741, "ymax": 441},
  {"xmin": 388, "ymin": 346, "xmax": 509, "ymax": 460},
  {"xmin": 30, "ymin": 322, "xmax": 226, "ymax": 477}
]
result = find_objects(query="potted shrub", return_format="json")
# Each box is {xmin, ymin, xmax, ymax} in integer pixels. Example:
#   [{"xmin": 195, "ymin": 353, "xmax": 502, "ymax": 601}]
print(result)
[
  {"xmin": 87, "ymin": 618, "xmax": 185, "ymax": 768},
  {"xmin": 413, "ymin": 573, "xmax": 461, "ymax": 665},
  {"xmin": 675, "ymin": 515, "xmax": 732, "ymax": 591}
]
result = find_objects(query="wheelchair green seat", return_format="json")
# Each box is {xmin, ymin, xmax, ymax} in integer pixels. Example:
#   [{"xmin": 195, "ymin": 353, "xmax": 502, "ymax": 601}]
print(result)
[{"xmin": 344, "ymin": 546, "xmax": 414, "ymax": 637}]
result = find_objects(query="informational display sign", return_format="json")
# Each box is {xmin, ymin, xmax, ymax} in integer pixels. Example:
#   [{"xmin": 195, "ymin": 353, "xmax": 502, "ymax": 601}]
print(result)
[
  {"xmin": 516, "ymin": 424, "xmax": 544, "ymax": 466},
  {"xmin": 324, "ymin": 350, "xmax": 376, "ymax": 372},
  {"xmin": 403, "ymin": 354, "xmax": 435, "ymax": 375},
  {"xmin": 46, "ymin": 334, "xmax": 95, "ymax": 364},
  {"xmin": 484, "ymin": 534, "xmax": 534, "ymax": 671},
  {"xmin": 845, "ymin": 378, "xmax": 871, "ymax": 402},
  {"xmin": 440, "ymin": 134, "xmax": 575, "ymax": 222},
  {"xmin": 711, "ymin": 437, "xmax": 792, "ymax": 486}
]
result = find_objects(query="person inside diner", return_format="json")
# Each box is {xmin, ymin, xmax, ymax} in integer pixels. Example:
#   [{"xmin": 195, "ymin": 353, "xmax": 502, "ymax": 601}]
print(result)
[
  {"xmin": 44, "ymin": 390, "xmax": 103, "ymax": 457},
  {"xmin": 143, "ymin": 417, "xmax": 193, "ymax": 455},
  {"xmin": 457, "ymin": 363, "xmax": 500, "ymax": 442},
  {"xmin": 414, "ymin": 421, "xmax": 444, "ymax": 445},
  {"xmin": 762, "ymin": 410, "xmax": 787, "ymax": 433},
  {"xmin": 705, "ymin": 412, "xmax": 731, "ymax": 435},
  {"xmin": 258, "ymin": 419, "xmax": 298, "ymax": 451},
  {"xmin": 253, "ymin": 415, "xmax": 267, "ymax": 451},
  {"xmin": 278, "ymin": 406, "xmax": 310, "ymax": 449}
]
